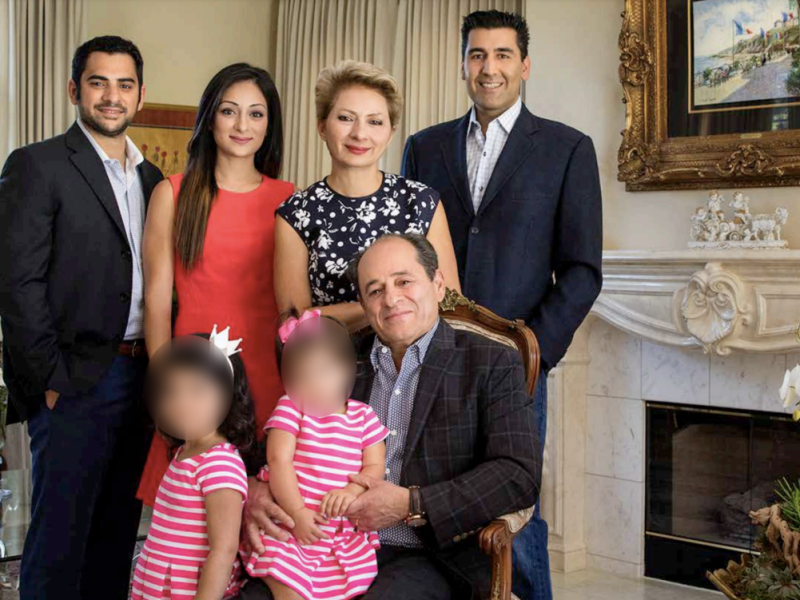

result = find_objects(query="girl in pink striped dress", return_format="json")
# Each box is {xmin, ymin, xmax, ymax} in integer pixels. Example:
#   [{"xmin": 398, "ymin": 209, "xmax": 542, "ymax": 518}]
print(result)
[
  {"xmin": 132, "ymin": 331, "xmax": 256, "ymax": 600},
  {"xmin": 241, "ymin": 310, "xmax": 389, "ymax": 600}
]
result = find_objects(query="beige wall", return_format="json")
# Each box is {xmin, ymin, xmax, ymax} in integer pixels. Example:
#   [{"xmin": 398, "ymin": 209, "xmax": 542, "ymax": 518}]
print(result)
[
  {"xmin": 87, "ymin": 0, "xmax": 276, "ymax": 106},
  {"xmin": 525, "ymin": 0, "xmax": 800, "ymax": 250}
]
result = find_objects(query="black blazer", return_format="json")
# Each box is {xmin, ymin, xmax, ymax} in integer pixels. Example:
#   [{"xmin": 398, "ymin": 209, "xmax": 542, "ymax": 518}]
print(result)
[
  {"xmin": 368, "ymin": 321, "xmax": 542, "ymax": 598},
  {"xmin": 0, "ymin": 122, "xmax": 163, "ymax": 421},
  {"xmin": 402, "ymin": 105, "xmax": 603, "ymax": 370}
]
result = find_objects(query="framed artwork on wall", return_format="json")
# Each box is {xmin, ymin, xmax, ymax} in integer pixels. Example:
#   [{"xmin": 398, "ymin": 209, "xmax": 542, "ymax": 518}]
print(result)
[
  {"xmin": 618, "ymin": 0, "xmax": 800, "ymax": 191},
  {"xmin": 128, "ymin": 103, "xmax": 197, "ymax": 177}
]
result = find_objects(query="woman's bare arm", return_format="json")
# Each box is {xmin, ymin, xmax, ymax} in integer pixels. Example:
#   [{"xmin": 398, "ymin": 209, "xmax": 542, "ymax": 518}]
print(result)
[
  {"xmin": 274, "ymin": 216, "xmax": 369, "ymax": 331},
  {"xmin": 427, "ymin": 202, "xmax": 462, "ymax": 293},
  {"xmin": 143, "ymin": 179, "xmax": 176, "ymax": 358}
]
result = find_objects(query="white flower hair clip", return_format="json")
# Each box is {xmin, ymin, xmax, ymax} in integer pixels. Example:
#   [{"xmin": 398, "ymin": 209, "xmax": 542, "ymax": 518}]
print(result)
[{"xmin": 210, "ymin": 324, "xmax": 243, "ymax": 374}]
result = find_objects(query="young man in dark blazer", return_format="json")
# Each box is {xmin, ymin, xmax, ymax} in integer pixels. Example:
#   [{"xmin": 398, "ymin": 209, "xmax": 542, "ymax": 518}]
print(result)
[
  {"xmin": 0, "ymin": 36, "xmax": 163, "ymax": 600},
  {"xmin": 402, "ymin": 10, "xmax": 603, "ymax": 600}
]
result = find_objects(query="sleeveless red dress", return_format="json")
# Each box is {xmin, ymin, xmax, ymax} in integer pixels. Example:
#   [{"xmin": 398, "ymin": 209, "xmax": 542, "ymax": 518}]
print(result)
[{"xmin": 137, "ymin": 173, "xmax": 293, "ymax": 506}]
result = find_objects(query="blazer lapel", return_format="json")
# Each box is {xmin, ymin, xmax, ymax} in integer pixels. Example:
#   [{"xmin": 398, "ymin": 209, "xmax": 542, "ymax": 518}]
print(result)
[
  {"xmin": 402, "ymin": 322, "xmax": 455, "ymax": 469},
  {"xmin": 66, "ymin": 122, "xmax": 127, "ymax": 238},
  {"xmin": 439, "ymin": 113, "xmax": 474, "ymax": 218},
  {"xmin": 352, "ymin": 333, "xmax": 376, "ymax": 403},
  {"xmin": 477, "ymin": 106, "xmax": 540, "ymax": 216}
]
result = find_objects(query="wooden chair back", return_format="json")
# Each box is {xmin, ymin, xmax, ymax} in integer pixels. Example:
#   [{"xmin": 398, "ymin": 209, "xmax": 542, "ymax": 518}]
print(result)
[{"xmin": 438, "ymin": 289, "xmax": 540, "ymax": 395}]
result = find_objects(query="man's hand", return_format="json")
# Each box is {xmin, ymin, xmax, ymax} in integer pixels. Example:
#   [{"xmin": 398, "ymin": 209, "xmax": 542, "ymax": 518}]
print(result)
[
  {"xmin": 45, "ymin": 389, "xmax": 59, "ymax": 410},
  {"xmin": 344, "ymin": 473, "xmax": 410, "ymax": 532},
  {"xmin": 242, "ymin": 477, "xmax": 295, "ymax": 553}
]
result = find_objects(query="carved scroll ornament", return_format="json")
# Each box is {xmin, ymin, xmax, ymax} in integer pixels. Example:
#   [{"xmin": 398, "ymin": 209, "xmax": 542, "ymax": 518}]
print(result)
[{"xmin": 680, "ymin": 263, "xmax": 751, "ymax": 354}]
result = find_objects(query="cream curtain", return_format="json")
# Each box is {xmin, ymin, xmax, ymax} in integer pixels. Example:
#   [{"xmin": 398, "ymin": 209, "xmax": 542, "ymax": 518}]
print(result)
[
  {"xmin": 271, "ymin": 0, "xmax": 522, "ymax": 189},
  {"xmin": 0, "ymin": 0, "xmax": 87, "ymax": 164}
]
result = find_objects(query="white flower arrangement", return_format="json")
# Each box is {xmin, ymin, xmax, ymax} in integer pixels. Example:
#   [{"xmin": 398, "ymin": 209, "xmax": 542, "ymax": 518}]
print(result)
[{"xmin": 779, "ymin": 364, "xmax": 800, "ymax": 421}]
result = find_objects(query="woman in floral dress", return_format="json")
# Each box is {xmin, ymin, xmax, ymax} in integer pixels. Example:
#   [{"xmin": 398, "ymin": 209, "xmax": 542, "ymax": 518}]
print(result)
[{"xmin": 274, "ymin": 61, "xmax": 460, "ymax": 330}]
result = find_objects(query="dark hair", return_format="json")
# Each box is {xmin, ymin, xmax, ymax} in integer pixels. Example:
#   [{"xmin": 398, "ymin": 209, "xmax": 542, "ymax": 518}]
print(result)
[
  {"xmin": 71, "ymin": 36, "xmax": 144, "ymax": 99},
  {"xmin": 345, "ymin": 233, "xmax": 438, "ymax": 294},
  {"xmin": 175, "ymin": 63, "xmax": 284, "ymax": 270},
  {"xmin": 146, "ymin": 334, "xmax": 256, "ymax": 463},
  {"xmin": 461, "ymin": 10, "xmax": 530, "ymax": 60}
]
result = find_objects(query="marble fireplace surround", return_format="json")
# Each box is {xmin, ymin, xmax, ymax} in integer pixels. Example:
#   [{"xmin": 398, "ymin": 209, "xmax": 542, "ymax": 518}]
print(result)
[{"xmin": 542, "ymin": 249, "xmax": 800, "ymax": 580}]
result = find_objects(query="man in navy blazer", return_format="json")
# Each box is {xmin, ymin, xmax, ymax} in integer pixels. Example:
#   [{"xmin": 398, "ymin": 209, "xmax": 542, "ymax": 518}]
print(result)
[{"xmin": 402, "ymin": 10, "xmax": 602, "ymax": 600}]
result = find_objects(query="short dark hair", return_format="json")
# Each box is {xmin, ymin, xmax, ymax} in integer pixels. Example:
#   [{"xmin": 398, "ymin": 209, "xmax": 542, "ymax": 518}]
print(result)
[
  {"xmin": 71, "ymin": 36, "xmax": 144, "ymax": 91},
  {"xmin": 346, "ymin": 233, "xmax": 439, "ymax": 294},
  {"xmin": 461, "ymin": 10, "xmax": 530, "ymax": 60}
]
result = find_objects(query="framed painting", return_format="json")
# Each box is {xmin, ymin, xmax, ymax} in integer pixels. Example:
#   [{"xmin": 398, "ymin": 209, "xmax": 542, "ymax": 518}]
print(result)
[
  {"xmin": 618, "ymin": 0, "xmax": 800, "ymax": 191},
  {"xmin": 128, "ymin": 103, "xmax": 197, "ymax": 177}
]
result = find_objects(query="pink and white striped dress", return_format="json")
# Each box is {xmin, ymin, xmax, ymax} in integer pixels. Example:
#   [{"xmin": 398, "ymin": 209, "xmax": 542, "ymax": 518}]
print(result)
[
  {"xmin": 131, "ymin": 442, "xmax": 248, "ymax": 600},
  {"xmin": 242, "ymin": 396, "xmax": 390, "ymax": 600}
]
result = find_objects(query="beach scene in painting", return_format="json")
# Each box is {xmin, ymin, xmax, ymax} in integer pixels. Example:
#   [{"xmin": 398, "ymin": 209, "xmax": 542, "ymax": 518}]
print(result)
[{"xmin": 692, "ymin": 0, "xmax": 800, "ymax": 108}]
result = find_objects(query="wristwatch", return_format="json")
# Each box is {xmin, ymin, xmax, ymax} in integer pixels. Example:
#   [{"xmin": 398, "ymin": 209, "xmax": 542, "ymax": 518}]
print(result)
[{"xmin": 405, "ymin": 485, "xmax": 427, "ymax": 528}]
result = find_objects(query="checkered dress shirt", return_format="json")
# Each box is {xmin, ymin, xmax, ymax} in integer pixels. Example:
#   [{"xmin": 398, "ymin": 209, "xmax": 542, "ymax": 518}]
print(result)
[
  {"xmin": 465, "ymin": 96, "xmax": 522, "ymax": 212},
  {"xmin": 77, "ymin": 118, "xmax": 146, "ymax": 340},
  {"xmin": 369, "ymin": 319, "xmax": 439, "ymax": 548}
]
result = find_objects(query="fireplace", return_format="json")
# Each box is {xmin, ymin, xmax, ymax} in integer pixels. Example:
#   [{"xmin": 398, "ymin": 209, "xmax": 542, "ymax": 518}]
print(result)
[{"xmin": 645, "ymin": 402, "xmax": 800, "ymax": 588}]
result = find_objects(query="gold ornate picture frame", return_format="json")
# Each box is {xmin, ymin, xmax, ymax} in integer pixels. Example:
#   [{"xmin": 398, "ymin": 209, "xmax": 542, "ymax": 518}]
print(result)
[{"xmin": 618, "ymin": 0, "xmax": 800, "ymax": 191}]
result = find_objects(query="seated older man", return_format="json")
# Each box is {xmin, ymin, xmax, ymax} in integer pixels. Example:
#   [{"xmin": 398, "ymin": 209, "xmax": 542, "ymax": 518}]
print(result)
[{"xmin": 239, "ymin": 233, "xmax": 541, "ymax": 600}]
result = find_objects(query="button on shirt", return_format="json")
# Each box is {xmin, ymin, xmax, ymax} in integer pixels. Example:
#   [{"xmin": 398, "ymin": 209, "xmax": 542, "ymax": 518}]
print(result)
[
  {"xmin": 77, "ymin": 118, "xmax": 146, "ymax": 340},
  {"xmin": 369, "ymin": 319, "xmax": 439, "ymax": 548},
  {"xmin": 466, "ymin": 96, "xmax": 522, "ymax": 212}
]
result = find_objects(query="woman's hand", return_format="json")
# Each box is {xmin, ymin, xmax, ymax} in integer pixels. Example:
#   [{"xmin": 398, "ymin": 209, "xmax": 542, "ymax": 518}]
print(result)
[
  {"xmin": 320, "ymin": 487, "xmax": 361, "ymax": 519},
  {"xmin": 289, "ymin": 507, "xmax": 329, "ymax": 546}
]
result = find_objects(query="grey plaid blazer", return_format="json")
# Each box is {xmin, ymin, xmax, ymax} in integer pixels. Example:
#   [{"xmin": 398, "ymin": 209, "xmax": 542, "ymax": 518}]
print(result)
[
  {"xmin": 352, "ymin": 319, "xmax": 541, "ymax": 597},
  {"xmin": 246, "ymin": 319, "xmax": 541, "ymax": 598}
]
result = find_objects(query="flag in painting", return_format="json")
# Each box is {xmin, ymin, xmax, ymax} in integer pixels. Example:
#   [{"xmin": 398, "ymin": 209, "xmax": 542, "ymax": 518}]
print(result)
[
  {"xmin": 734, "ymin": 20, "xmax": 744, "ymax": 35},
  {"xmin": 746, "ymin": 27, "xmax": 753, "ymax": 34}
]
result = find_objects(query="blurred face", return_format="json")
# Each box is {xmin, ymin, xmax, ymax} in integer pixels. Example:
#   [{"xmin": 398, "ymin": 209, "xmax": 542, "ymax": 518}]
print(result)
[
  {"xmin": 318, "ymin": 85, "xmax": 394, "ymax": 169},
  {"xmin": 358, "ymin": 238, "xmax": 445, "ymax": 349},
  {"xmin": 462, "ymin": 27, "xmax": 530, "ymax": 119},
  {"xmin": 213, "ymin": 80, "xmax": 269, "ymax": 160},
  {"xmin": 69, "ymin": 52, "xmax": 145, "ymax": 138},
  {"xmin": 283, "ymin": 347, "xmax": 351, "ymax": 417},
  {"xmin": 155, "ymin": 367, "xmax": 229, "ymax": 442}
]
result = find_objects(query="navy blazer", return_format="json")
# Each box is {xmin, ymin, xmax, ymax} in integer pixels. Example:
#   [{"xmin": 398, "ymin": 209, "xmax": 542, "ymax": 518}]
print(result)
[
  {"xmin": 0, "ymin": 122, "xmax": 163, "ymax": 421},
  {"xmin": 402, "ymin": 105, "xmax": 603, "ymax": 370}
]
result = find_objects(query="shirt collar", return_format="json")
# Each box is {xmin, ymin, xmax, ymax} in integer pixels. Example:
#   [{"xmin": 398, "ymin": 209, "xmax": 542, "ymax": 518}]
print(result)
[
  {"xmin": 370, "ymin": 318, "xmax": 440, "ymax": 370},
  {"xmin": 468, "ymin": 95, "xmax": 523, "ymax": 135},
  {"xmin": 77, "ymin": 118, "xmax": 144, "ymax": 170}
]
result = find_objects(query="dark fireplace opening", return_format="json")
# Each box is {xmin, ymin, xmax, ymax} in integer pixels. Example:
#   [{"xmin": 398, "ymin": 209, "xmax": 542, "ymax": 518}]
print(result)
[{"xmin": 645, "ymin": 402, "xmax": 800, "ymax": 589}]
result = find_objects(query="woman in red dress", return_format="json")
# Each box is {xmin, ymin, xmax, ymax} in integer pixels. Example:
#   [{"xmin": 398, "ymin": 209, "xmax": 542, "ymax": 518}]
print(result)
[{"xmin": 137, "ymin": 63, "xmax": 293, "ymax": 506}]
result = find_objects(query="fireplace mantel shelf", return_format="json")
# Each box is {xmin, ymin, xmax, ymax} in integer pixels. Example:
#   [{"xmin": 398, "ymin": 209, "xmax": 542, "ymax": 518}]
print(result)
[{"xmin": 592, "ymin": 249, "xmax": 800, "ymax": 355}]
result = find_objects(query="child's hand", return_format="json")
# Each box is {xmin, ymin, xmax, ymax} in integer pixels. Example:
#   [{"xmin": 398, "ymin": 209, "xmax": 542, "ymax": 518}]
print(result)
[
  {"xmin": 320, "ymin": 487, "xmax": 360, "ymax": 519},
  {"xmin": 290, "ymin": 507, "xmax": 329, "ymax": 546}
]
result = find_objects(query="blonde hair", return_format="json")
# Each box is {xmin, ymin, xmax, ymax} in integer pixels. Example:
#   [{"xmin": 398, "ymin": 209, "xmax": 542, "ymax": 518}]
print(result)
[{"xmin": 315, "ymin": 60, "xmax": 404, "ymax": 128}]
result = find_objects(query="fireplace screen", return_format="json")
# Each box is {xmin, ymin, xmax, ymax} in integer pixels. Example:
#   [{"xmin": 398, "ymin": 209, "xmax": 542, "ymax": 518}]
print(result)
[{"xmin": 645, "ymin": 402, "xmax": 800, "ymax": 587}]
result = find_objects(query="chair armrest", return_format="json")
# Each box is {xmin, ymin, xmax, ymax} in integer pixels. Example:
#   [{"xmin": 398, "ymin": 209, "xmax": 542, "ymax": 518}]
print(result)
[
  {"xmin": 478, "ymin": 506, "xmax": 535, "ymax": 556},
  {"xmin": 478, "ymin": 506, "xmax": 535, "ymax": 600}
]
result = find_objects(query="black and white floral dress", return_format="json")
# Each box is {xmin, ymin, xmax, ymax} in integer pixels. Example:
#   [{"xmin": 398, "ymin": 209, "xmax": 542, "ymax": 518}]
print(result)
[{"xmin": 276, "ymin": 172, "xmax": 439, "ymax": 305}]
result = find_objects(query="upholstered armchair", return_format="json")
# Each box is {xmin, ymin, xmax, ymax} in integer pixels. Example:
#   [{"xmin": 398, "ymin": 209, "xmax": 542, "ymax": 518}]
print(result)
[{"xmin": 438, "ymin": 288, "xmax": 540, "ymax": 600}]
